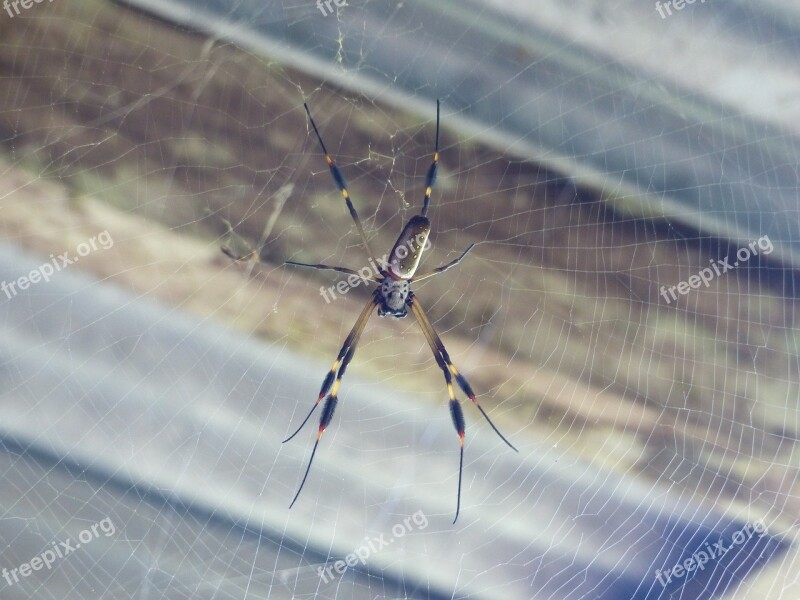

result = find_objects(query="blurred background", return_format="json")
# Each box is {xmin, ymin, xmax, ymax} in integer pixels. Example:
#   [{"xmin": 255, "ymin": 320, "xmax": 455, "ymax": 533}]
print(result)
[{"xmin": 0, "ymin": 0, "xmax": 799, "ymax": 598}]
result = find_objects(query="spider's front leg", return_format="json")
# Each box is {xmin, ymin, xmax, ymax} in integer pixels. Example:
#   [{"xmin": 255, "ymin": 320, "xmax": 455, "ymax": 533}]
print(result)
[
  {"xmin": 304, "ymin": 103, "xmax": 377, "ymax": 263},
  {"xmin": 420, "ymin": 99, "xmax": 441, "ymax": 218}
]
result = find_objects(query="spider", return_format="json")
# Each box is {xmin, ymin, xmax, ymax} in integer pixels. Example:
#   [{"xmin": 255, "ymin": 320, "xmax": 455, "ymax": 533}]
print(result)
[{"xmin": 227, "ymin": 100, "xmax": 517, "ymax": 523}]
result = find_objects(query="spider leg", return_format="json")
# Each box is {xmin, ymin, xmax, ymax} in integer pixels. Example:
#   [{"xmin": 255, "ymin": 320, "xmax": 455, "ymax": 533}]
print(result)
[
  {"xmin": 304, "ymin": 103, "xmax": 377, "ymax": 264},
  {"xmin": 285, "ymin": 260, "xmax": 380, "ymax": 282},
  {"xmin": 409, "ymin": 296, "xmax": 466, "ymax": 522},
  {"xmin": 413, "ymin": 244, "xmax": 475, "ymax": 282},
  {"xmin": 411, "ymin": 295, "xmax": 517, "ymax": 453},
  {"xmin": 283, "ymin": 293, "xmax": 377, "ymax": 444},
  {"xmin": 289, "ymin": 393, "xmax": 337, "ymax": 509},
  {"xmin": 287, "ymin": 293, "xmax": 377, "ymax": 508},
  {"xmin": 421, "ymin": 99, "xmax": 441, "ymax": 218},
  {"xmin": 451, "ymin": 396, "xmax": 465, "ymax": 524}
]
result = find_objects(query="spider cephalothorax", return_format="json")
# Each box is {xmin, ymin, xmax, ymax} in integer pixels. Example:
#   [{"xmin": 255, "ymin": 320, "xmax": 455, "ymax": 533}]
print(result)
[
  {"xmin": 377, "ymin": 278, "xmax": 410, "ymax": 317},
  {"xmin": 239, "ymin": 100, "xmax": 520, "ymax": 523}
]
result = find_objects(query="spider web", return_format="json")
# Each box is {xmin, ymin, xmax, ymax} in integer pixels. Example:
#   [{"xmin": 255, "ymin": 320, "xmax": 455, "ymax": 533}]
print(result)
[{"xmin": 0, "ymin": 0, "xmax": 798, "ymax": 599}]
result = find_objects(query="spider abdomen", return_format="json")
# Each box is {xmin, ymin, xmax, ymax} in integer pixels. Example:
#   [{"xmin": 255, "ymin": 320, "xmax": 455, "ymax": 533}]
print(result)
[{"xmin": 386, "ymin": 215, "xmax": 431, "ymax": 280}]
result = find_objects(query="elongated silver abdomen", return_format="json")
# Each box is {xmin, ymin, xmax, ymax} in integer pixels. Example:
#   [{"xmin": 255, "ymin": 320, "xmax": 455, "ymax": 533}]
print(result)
[{"xmin": 385, "ymin": 215, "xmax": 430, "ymax": 280}]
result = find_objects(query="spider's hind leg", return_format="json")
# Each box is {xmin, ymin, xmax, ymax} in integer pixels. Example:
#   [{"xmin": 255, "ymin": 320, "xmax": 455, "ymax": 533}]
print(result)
[
  {"xmin": 408, "ymin": 294, "xmax": 517, "ymax": 523},
  {"xmin": 285, "ymin": 293, "xmax": 378, "ymax": 508},
  {"xmin": 283, "ymin": 294, "xmax": 377, "ymax": 444}
]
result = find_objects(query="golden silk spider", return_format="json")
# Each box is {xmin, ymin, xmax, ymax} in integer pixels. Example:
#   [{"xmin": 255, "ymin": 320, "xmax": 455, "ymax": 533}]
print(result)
[{"xmin": 226, "ymin": 100, "xmax": 517, "ymax": 522}]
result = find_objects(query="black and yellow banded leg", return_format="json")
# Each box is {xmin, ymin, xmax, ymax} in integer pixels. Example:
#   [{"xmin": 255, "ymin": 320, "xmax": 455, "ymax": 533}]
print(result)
[
  {"xmin": 304, "ymin": 103, "xmax": 377, "ymax": 263},
  {"xmin": 410, "ymin": 297, "xmax": 467, "ymax": 522},
  {"xmin": 449, "ymin": 388, "xmax": 466, "ymax": 524},
  {"xmin": 440, "ymin": 355, "xmax": 467, "ymax": 524},
  {"xmin": 283, "ymin": 294, "xmax": 377, "ymax": 444},
  {"xmin": 421, "ymin": 99, "xmax": 441, "ymax": 218},
  {"xmin": 286, "ymin": 294, "xmax": 377, "ymax": 508},
  {"xmin": 411, "ymin": 295, "xmax": 517, "ymax": 453},
  {"xmin": 289, "ymin": 392, "xmax": 338, "ymax": 509}
]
